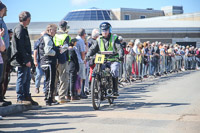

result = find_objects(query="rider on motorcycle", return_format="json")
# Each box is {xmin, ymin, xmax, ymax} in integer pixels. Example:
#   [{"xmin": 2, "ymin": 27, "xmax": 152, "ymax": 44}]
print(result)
[{"xmin": 86, "ymin": 22, "xmax": 124, "ymax": 96}]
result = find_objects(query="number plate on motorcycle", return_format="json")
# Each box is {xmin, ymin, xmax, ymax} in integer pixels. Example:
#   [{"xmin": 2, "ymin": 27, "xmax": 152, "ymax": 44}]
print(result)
[{"xmin": 95, "ymin": 54, "xmax": 105, "ymax": 64}]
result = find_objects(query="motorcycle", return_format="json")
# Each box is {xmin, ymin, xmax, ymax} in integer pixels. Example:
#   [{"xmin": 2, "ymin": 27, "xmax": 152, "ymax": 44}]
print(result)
[{"xmin": 91, "ymin": 51, "xmax": 119, "ymax": 110}]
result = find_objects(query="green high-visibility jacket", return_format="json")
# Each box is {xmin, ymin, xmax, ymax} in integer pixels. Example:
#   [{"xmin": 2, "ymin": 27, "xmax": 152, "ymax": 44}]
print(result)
[
  {"xmin": 98, "ymin": 34, "xmax": 119, "ymax": 61},
  {"xmin": 53, "ymin": 33, "xmax": 71, "ymax": 46}
]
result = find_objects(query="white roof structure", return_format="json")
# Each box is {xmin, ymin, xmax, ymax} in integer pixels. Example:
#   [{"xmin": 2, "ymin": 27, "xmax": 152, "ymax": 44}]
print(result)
[{"xmin": 6, "ymin": 12, "xmax": 200, "ymax": 35}]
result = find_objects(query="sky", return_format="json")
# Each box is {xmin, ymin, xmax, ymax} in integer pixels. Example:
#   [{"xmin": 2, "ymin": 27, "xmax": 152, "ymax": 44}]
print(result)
[{"xmin": 2, "ymin": 0, "xmax": 200, "ymax": 23}]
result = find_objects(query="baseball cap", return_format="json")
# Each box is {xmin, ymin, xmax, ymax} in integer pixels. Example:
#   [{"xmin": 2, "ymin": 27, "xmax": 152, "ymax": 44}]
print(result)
[{"xmin": 59, "ymin": 20, "xmax": 67, "ymax": 28}]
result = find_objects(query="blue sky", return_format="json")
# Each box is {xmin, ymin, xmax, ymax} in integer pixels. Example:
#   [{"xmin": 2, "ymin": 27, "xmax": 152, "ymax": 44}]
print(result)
[{"xmin": 2, "ymin": 0, "xmax": 200, "ymax": 23}]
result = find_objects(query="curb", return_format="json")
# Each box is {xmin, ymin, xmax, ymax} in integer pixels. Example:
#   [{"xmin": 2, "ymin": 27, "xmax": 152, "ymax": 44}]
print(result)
[{"xmin": 0, "ymin": 104, "xmax": 41, "ymax": 117}]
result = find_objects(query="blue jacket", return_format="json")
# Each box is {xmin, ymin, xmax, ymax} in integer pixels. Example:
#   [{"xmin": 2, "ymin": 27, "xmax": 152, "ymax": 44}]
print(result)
[{"xmin": 0, "ymin": 17, "xmax": 9, "ymax": 49}]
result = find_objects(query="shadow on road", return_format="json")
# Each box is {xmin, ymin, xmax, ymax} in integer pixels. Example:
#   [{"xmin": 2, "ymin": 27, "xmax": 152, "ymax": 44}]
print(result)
[
  {"xmin": 0, "ymin": 128, "xmax": 76, "ymax": 133},
  {"xmin": 100, "ymin": 101, "xmax": 190, "ymax": 111},
  {"xmin": 98, "ymin": 71, "xmax": 193, "ymax": 111},
  {"xmin": 0, "ymin": 111, "xmax": 95, "ymax": 132},
  {"xmin": 0, "ymin": 121, "xmax": 76, "ymax": 132}
]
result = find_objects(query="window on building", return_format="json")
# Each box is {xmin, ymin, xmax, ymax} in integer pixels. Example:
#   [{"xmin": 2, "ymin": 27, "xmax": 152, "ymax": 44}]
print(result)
[
  {"xmin": 124, "ymin": 14, "xmax": 130, "ymax": 20},
  {"xmin": 140, "ymin": 15, "xmax": 146, "ymax": 19}
]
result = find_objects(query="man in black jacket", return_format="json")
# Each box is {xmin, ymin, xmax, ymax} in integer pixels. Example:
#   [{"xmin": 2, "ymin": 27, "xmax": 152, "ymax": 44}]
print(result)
[{"xmin": 10, "ymin": 11, "xmax": 38, "ymax": 105}]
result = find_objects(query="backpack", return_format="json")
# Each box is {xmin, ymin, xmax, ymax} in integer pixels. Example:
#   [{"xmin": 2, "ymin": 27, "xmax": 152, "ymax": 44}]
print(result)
[{"xmin": 35, "ymin": 36, "xmax": 45, "ymax": 62}]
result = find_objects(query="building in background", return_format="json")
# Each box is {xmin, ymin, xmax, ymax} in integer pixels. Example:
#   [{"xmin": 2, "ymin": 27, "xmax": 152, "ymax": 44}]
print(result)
[
  {"xmin": 111, "ymin": 8, "xmax": 165, "ymax": 20},
  {"xmin": 63, "ymin": 8, "xmax": 112, "ymax": 21},
  {"xmin": 161, "ymin": 6, "xmax": 184, "ymax": 16},
  {"xmin": 7, "ymin": 6, "xmax": 200, "ymax": 48},
  {"xmin": 63, "ymin": 6, "xmax": 184, "ymax": 21}
]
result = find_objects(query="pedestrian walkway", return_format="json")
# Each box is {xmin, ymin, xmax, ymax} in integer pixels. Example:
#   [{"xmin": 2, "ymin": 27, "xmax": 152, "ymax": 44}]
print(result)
[{"xmin": 0, "ymin": 73, "xmax": 44, "ymax": 116}]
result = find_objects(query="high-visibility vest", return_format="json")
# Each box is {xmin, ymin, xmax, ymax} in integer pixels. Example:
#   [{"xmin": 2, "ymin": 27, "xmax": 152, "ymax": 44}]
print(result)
[
  {"xmin": 99, "ymin": 34, "xmax": 117, "ymax": 52},
  {"xmin": 53, "ymin": 33, "xmax": 71, "ymax": 46},
  {"xmin": 98, "ymin": 34, "xmax": 119, "ymax": 61}
]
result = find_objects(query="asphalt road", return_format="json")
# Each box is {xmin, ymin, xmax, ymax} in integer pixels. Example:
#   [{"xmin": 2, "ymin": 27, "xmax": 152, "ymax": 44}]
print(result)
[{"xmin": 0, "ymin": 70, "xmax": 200, "ymax": 133}]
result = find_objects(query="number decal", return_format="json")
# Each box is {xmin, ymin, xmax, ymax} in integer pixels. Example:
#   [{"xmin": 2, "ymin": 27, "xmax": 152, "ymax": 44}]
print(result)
[{"xmin": 95, "ymin": 54, "xmax": 105, "ymax": 64}]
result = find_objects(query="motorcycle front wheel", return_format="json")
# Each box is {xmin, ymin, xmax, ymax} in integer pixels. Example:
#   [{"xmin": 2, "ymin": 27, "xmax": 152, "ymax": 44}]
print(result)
[{"xmin": 91, "ymin": 77, "xmax": 102, "ymax": 110}]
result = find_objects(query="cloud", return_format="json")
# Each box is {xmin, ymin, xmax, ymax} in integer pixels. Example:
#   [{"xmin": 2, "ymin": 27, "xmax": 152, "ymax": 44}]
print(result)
[{"xmin": 70, "ymin": 0, "xmax": 93, "ymax": 6}]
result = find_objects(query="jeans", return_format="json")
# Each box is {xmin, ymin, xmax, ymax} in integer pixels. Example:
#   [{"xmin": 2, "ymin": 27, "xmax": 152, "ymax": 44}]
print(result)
[
  {"xmin": 16, "ymin": 66, "xmax": 31, "ymax": 100},
  {"xmin": 154, "ymin": 58, "xmax": 159, "ymax": 74},
  {"xmin": 143, "ymin": 63, "xmax": 149, "ymax": 76},
  {"xmin": 192, "ymin": 56, "xmax": 196, "ymax": 69},
  {"xmin": 160, "ymin": 56, "xmax": 165, "ymax": 74},
  {"xmin": 150, "ymin": 58, "xmax": 155, "ymax": 75},
  {"xmin": 137, "ymin": 60, "xmax": 143, "ymax": 78},
  {"xmin": 35, "ymin": 62, "xmax": 46, "ymax": 92},
  {"xmin": 84, "ymin": 62, "xmax": 90, "ymax": 90},
  {"xmin": 110, "ymin": 62, "xmax": 120, "ymax": 78}
]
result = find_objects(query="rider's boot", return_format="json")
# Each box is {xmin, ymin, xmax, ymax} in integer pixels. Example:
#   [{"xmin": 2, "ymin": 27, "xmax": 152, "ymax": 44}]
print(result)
[{"xmin": 112, "ymin": 77, "xmax": 119, "ymax": 96}]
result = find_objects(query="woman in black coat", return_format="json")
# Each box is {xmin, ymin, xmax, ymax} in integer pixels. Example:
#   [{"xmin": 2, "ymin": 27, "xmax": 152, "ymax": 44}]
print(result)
[{"xmin": 67, "ymin": 38, "xmax": 80, "ymax": 101}]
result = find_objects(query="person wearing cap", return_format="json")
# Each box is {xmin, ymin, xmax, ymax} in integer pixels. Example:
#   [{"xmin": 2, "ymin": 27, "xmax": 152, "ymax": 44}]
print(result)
[
  {"xmin": 75, "ymin": 28, "xmax": 88, "ymax": 99},
  {"xmin": 0, "ymin": 2, "xmax": 11, "ymax": 106},
  {"xmin": 53, "ymin": 20, "xmax": 71, "ymax": 103},
  {"xmin": 67, "ymin": 38, "xmax": 80, "ymax": 101},
  {"xmin": 86, "ymin": 22, "xmax": 124, "ymax": 96}
]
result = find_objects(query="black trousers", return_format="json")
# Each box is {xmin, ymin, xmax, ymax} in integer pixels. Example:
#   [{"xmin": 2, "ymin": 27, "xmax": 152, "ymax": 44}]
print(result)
[
  {"xmin": 67, "ymin": 70, "xmax": 77, "ymax": 97},
  {"xmin": 42, "ymin": 63, "xmax": 56, "ymax": 102}
]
